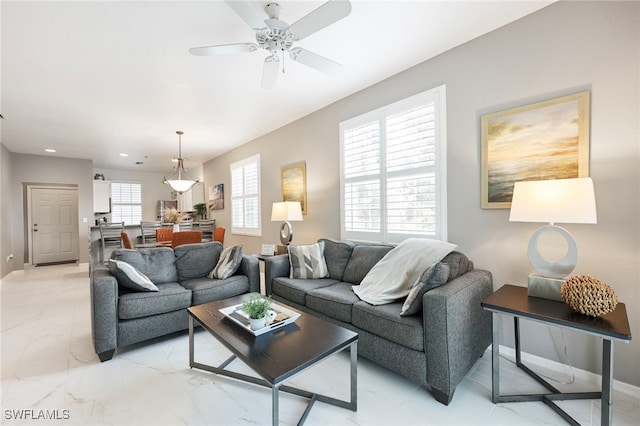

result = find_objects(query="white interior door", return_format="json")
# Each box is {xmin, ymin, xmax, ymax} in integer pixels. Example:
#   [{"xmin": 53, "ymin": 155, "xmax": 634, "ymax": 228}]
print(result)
[{"xmin": 31, "ymin": 187, "xmax": 79, "ymax": 265}]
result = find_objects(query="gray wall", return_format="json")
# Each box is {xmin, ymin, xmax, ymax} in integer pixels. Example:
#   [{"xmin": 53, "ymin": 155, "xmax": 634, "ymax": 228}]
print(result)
[
  {"xmin": 1, "ymin": 144, "xmax": 14, "ymax": 278},
  {"xmin": 203, "ymin": 1, "xmax": 639, "ymax": 386}
]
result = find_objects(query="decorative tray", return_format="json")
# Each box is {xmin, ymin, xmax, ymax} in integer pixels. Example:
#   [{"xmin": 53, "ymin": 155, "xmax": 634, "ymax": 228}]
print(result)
[{"xmin": 219, "ymin": 302, "xmax": 300, "ymax": 336}]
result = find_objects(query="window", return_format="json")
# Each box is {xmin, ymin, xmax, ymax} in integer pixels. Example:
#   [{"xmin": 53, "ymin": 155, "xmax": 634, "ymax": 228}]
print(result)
[
  {"xmin": 339, "ymin": 85, "xmax": 447, "ymax": 243},
  {"xmin": 111, "ymin": 182, "xmax": 142, "ymax": 225},
  {"xmin": 230, "ymin": 154, "xmax": 262, "ymax": 236}
]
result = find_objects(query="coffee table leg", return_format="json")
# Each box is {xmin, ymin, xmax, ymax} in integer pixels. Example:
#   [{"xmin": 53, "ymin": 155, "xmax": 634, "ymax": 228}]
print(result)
[
  {"xmin": 188, "ymin": 316, "xmax": 194, "ymax": 367},
  {"xmin": 272, "ymin": 384, "xmax": 279, "ymax": 426},
  {"xmin": 350, "ymin": 341, "xmax": 358, "ymax": 410}
]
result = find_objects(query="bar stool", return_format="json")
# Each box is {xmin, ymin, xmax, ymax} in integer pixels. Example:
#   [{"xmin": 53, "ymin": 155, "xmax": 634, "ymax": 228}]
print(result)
[
  {"xmin": 199, "ymin": 220, "xmax": 215, "ymax": 242},
  {"xmin": 140, "ymin": 221, "xmax": 163, "ymax": 244},
  {"xmin": 99, "ymin": 222, "xmax": 125, "ymax": 263}
]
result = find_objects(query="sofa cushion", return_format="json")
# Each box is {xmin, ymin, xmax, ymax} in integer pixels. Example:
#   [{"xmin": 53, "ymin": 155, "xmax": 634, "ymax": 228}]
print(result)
[
  {"xmin": 271, "ymin": 277, "xmax": 340, "ymax": 306},
  {"xmin": 111, "ymin": 248, "xmax": 177, "ymax": 284},
  {"xmin": 288, "ymin": 242, "xmax": 330, "ymax": 279},
  {"xmin": 401, "ymin": 262, "xmax": 450, "ymax": 316},
  {"xmin": 181, "ymin": 275, "xmax": 250, "ymax": 306},
  {"xmin": 353, "ymin": 239, "xmax": 457, "ymax": 305},
  {"xmin": 307, "ymin": 282, "xmax": 360, "ymax": 323},
  {"xmin": 342, "ymin": 245, "xmax": 394, "ymax": 285},
  {"xmin": 319, "ymin": 238, "xmax": 355, "ymax": 281},
  {"xmin": 352, "ymin": 301, "xmax": 424, "ymax": 352},
  {"xmin": 118, "ymin": 282, "xmax": 192, "ymax": 320},
  {"xmin": 108, "ymin": 259, "xmax": 158, "ymax": 292},
  {"xmin": 441, "ymin": 251, "xmax": 474, "ymax": 281},
  {"xmin": 174, "ymin": 242, "xmax": 222, "ymax": 281}
]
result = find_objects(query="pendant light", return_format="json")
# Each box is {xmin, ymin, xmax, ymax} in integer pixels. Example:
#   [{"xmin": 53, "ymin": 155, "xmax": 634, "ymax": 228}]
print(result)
[{"xmin": 163, "ymin": 131, "xmax": 199, "ymax": 194}]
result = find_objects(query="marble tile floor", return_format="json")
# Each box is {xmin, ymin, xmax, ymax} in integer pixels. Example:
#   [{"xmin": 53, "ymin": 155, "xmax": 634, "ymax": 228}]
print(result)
[{"xmin": 1, "ymin": 263, "xmax": 638, "ymax": 425}]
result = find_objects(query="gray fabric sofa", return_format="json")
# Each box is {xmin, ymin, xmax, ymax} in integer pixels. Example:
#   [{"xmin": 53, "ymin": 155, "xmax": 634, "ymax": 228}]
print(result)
[
  {"xmin": 264, "ymin": 238, "xmax": 493, "ymax": 405},
  {"xmin": 90, "ymin": 241, "xmax": 259, "ymax": 361}
]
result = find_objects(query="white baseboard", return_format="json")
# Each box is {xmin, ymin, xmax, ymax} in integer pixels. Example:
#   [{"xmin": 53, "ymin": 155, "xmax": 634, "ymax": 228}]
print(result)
[{"xmin": 496, "ymin": 344, "xmax": 640, "ymax": 398}]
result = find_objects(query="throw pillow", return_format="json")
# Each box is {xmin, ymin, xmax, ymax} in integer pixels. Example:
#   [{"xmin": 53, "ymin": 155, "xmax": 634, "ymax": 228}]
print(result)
[
  {"xmin": 108, "ymin": 259, "xmax": 158, "ymax": 292},
  {"xmin": 209, "ymin": 245, "xmax": 243, "ymax": 279},
  {"xmin": 400, "ymin": 262, "xmax": 450, "ymax": 316},
  {"xmin": 288, "ymin": 241, "xmax": 330, "ymax": 279},
  {"xmin": 352, "ymin": 238, "xmax": 457, "ymax": 305}
]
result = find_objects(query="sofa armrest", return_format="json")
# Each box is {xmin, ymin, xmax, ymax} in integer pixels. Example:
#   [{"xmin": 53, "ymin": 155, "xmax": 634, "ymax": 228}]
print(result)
[
  {"xmin": 423, "ymin": 269, "xmax": 493, "ymax": 404},
  {"xmin": 237, "ymin": 255, "xmax": 260, "ymax": 294},
  {"xmin": 90, "ymin": 266, "xmax": 119, "ymax": 361},
  {"xmin": 264, "ymin": 254, "xmax": 290, "ymax": 295}
]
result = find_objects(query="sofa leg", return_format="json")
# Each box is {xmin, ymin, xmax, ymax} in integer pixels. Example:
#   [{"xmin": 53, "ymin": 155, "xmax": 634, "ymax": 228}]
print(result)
[
  {"xmin": 97, "ymin": 350, "xmax": 115, "ymax": 362},
  {"xmin": 431, "ymin": 388, "xmax": 454, "ymax": 405}
]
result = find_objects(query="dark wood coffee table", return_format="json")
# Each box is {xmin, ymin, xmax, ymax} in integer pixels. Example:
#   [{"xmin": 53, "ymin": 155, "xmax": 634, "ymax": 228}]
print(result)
[{"xmin": 187, "ymin": 294, "xmax": 358, "ymax": 425}]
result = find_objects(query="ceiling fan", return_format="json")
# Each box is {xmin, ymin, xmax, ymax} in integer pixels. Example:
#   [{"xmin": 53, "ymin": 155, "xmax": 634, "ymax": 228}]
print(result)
[{"xmin": 189, "ymin": 0, "xmax": 352, "ymax": 89}]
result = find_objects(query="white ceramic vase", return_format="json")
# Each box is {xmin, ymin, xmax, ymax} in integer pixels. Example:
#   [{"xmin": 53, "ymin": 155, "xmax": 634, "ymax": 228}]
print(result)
[{"xmin": 173, "ymin": 224, "xmax": 180, "ymax": 232}]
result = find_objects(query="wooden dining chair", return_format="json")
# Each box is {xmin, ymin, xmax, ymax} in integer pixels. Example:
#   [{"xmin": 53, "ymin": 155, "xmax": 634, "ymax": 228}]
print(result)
[
  {"xmin": 213, "ymin": 226, "xmax": 225, "ymax": 244},
  {"xmin": 171, "ymin": 230, "xmax": 203, "ymax": 249},
  {"xmin": 155, "ymin": 227, "xmax": 174, "ymax": 244},
  {"xmin": 121, "ymin": 232, "xmax": 133, "ymax": 249}
]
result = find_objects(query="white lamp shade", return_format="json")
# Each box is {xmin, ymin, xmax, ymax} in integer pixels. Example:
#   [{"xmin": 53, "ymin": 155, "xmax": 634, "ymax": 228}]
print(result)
[
  {"xmin": 271, "ymin": 201, "xmax": 303, "ymax": 222},
  {"xmin": 164, "ymin": 179, "xmax": 197, "ymax": 194},
  {"xmin": 509, "ymin": 178, "xmax": 597, "ymax": 224}
]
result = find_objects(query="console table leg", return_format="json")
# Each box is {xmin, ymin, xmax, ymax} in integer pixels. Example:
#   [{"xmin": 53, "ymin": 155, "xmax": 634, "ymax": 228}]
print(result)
[
  {"xmin": 491, "ymin": 312, "xmax": 500, "ymax": 403},
  {"xmin": 602, "ymin": 339, "xmax": 614, "ymax": 426},
  {"xmin": 272, "ymin": 384, "xmax": 279, "ymax": 426}
]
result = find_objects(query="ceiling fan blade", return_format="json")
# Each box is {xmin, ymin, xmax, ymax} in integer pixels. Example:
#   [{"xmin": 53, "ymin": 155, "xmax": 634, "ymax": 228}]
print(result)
[
  {"xmin": 262, "ymin": 55, "xmax": 280, "ymax": 90},
  {"xmin": 288, "ymin": 0, "xmax": 352, "ymax": 41},
  {"xmin": 224, "ymin": 0, "xmax": 266, "ymax": 30},
  {"xmin": 289, "ymin": 47, "xmax": 343, "ymax": 75},
  {"xmin": 189, "ymin": 43, "xmax": 259, "ymax": 56}
]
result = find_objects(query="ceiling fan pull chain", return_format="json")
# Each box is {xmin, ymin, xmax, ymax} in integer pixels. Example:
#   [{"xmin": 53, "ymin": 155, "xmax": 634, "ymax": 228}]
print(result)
[{"xmin": 282, "ymin": 50, "xmax": 286, "ymax": 74}]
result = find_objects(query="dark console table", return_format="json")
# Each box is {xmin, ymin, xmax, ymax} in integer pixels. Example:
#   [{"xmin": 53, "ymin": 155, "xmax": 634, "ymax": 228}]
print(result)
[{"xmin": 481, "ymin": 284, "xmax": 631, "ymax": 426}]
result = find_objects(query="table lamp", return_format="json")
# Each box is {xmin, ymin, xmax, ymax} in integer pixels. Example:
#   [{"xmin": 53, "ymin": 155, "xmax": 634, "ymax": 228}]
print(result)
[
  {"xmin": 271, "ymin": 201, "xmax": 303, "ymax": 246},
  {"xmin": 509, "ymin": 177, "xmax": 597, "ymax": 301}
]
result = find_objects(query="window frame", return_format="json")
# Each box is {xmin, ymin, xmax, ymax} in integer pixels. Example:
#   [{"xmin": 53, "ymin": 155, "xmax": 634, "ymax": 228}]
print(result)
[
  {"xmin": 110, "ymin": 181, "xmax": 143, "ymax": 226},
  {"xmin": 339, "ymin": 85, "xmax": 447, "ymax": 243},
  {"xmin": 230, "ymin": 153, "xmax": 262, "ymax": 237}
]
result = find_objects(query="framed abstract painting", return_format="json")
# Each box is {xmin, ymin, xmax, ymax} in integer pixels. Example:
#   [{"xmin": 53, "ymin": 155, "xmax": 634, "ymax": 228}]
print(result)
[{"xmin": 480, "ymin": 91, "xmax": 590, "ymax": 209}]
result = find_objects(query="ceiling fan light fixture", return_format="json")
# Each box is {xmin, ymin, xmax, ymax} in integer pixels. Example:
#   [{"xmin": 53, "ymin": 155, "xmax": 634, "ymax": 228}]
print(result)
[{"xmin": 163, "ymin": 130, "xmax": 199, "ymax": 194}]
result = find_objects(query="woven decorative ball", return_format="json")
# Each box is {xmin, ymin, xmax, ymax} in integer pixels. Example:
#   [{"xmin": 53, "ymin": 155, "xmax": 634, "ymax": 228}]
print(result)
[{"xmin": 561, "ymin": 275, "xmax": 618, "ymax": 317}]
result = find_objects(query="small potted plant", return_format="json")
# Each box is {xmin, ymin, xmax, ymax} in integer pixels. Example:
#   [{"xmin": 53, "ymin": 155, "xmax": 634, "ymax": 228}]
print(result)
[
  {"xmin": 242, "ymin": 294, "xmax": 273, "ymax": 330},
  {"xmin": 193, "ymin": 203, "xmax": 207, "ymax": 221}
]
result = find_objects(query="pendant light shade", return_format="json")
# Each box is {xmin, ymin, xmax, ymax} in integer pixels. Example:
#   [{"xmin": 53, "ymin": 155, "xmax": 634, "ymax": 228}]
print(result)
[{"xmin": 163, "ymin": 131, "xmax": 199, "ymax": 194}]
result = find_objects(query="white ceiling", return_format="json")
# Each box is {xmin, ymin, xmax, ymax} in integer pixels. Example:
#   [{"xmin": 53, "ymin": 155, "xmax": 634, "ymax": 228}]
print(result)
[{"xmin": 1, "ymin": 0, "xmax": 553, "ymax": 173}]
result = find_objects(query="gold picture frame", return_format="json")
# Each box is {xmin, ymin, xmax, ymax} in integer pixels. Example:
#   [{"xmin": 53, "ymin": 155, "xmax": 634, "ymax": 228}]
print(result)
[
  {"xmin": 481, "ymin": 91, "xmax": 590, "ymax": 209},
  {"xmin": 281, "ymin": 161, "xmax": 307, "ymax": 215}
]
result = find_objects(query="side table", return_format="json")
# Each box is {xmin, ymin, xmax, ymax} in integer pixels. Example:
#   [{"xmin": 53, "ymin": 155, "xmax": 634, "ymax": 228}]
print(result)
[{"xmin": 481, "ymin": 284, "xmax": 631, "ymax": 426}]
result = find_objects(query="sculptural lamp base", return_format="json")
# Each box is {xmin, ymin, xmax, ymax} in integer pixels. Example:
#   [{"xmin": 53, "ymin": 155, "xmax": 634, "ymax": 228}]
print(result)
[
  {"xmin": 527, "ymin": 274, "xmax": 564, "ymax": 302},
  {"xmin": 279, "ymin": 221, "xmax": 293, "ymax": 246},
  {"xmin": 526, "ymin": 224, "xmax": 577, "ymax": 302}
]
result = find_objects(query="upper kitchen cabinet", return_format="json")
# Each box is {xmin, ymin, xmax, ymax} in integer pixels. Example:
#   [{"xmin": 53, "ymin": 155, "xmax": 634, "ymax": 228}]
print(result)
[{"xmin": 93, "ymin": 180, "xmax": 111, "ymax": 213}]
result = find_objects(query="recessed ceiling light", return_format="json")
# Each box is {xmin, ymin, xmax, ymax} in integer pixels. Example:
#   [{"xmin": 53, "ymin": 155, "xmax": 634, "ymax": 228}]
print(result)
[
  {"xmin": 45, "ymin": 148, "xmax": 56, "ymax": 153},
  {"xmin": 119, "ymin": 153, "xmax": 128, "ymax": 157}
]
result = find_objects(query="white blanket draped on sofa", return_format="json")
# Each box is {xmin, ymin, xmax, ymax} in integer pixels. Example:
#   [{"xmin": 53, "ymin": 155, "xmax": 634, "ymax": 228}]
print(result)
[{"xmin": 352, "ymin": 238, "xmax": 457, "ymax": 305}]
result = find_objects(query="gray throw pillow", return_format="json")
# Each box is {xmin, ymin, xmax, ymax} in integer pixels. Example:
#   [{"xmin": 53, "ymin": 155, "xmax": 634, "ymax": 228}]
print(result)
[
  {"xmin": 400, "ymin": 262, "xmax": 449, "ymax": 316},
  {"xmin": 288, "ymin": 241, "xmax": 330, "ymax": 279},
  {"xmin": 209, "ymin": 245, "xmax": 243, "ymax": 279},
  {"xmin": 108, "ymin": 259, "xmax": 159, "ymax": 292}
]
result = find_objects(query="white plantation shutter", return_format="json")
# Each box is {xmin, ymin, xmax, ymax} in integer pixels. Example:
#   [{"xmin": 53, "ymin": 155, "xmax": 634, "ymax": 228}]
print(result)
[
  {"xmin": 111, "ymin": 182, "xmax": 142, "ymax": 225},
  {"xmin": 230, "ymin": 154, "xmax": 262, "ymax": 236},
  {"xmin": 340, "ymin": 85, "xmax": 447, "ymax": 243}
]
